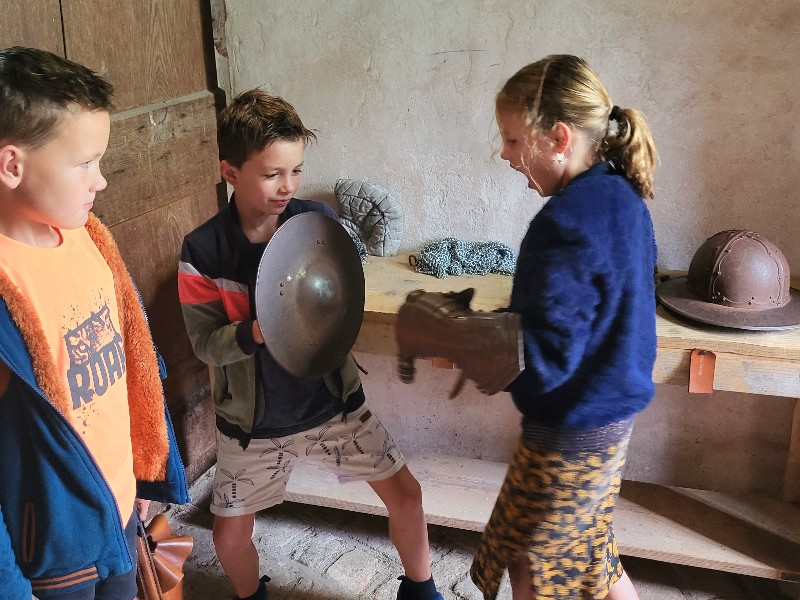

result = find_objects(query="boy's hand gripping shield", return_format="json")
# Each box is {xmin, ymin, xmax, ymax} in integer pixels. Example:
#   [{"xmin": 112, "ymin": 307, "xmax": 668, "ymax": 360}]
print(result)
[{"xmin": 395, "ymin": 288, "xmax": 524, "ymax": 398}]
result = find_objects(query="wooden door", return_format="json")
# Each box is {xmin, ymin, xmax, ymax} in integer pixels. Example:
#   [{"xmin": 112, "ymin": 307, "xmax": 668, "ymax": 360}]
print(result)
[{"xmin": 2, "ymin": 0, "xmax": 222, "ymax": 483}]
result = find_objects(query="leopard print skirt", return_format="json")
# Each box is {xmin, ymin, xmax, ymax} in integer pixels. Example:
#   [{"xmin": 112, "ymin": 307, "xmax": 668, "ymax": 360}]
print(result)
[{"xmin": 471, "ymin": 422, "xmax": 632, "ymax": 599}]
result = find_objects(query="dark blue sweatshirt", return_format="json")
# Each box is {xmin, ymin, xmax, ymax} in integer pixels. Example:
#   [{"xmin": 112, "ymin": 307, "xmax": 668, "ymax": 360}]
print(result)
[{"xmin": 507, "ymin": 161, "xmax": 657, "ymax": 430}]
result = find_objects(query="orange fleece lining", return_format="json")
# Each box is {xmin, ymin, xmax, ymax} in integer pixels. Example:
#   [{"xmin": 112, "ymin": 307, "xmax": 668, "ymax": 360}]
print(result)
[{"xmin": 86, "ymin": 215, "xmax": 169, "ymax": 481}]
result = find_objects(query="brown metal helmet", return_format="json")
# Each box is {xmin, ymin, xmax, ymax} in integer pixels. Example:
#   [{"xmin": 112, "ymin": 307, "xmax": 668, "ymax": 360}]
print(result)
[{"xmin": 656, "ymin": 230, "xmax": 800, "ymax": 330}]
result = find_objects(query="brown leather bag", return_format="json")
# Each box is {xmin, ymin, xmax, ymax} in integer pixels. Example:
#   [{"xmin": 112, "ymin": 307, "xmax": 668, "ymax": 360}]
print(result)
[{"xmin": 135, "ymin": 514, "xmax": 193, "ymax": 600}]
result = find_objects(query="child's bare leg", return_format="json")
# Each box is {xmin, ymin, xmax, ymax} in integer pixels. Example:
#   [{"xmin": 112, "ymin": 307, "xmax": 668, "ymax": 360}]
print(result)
[
  {"xmin": 213, "ymin": 513, "xmax": 260, "ymax": 598},
  {"xmin": 507, "ymin": 554, "xmax": 535, "ymax": 600},
  {"xmin": 368, "ymin": 465, "xmax": 432, "ymax": 582},
  {"xmin": 605, "ymin": 571, "xmax": 639, "ymax": 600}
]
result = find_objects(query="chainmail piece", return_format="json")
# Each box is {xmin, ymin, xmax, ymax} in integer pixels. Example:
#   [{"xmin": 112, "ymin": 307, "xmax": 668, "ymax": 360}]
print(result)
[
  {"xmin": 412, "ymin": 238, "xmax": 516, "ymax": 279},
  {"xmin": 345, "ymin": 228, "xmax": 369, "ymax": 262}
]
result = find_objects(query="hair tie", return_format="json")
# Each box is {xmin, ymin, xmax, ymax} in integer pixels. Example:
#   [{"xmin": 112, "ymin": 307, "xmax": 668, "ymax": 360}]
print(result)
[{"xmin": 609, "ymin": 105, "xmax": 621, "ymax": 122}]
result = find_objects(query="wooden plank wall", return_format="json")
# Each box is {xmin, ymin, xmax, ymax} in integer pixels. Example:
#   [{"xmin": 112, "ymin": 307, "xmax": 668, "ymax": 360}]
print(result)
[
  {"xmin": 0, "ymin": 1, "xmax": 63, "ymax": 54},
  {"xmin": 61, "ymin": 1, "xmax": 210, "ymax": 111},
  {"xmin": 2, "ymin": 0, "xmax": 223, "ymax": 483}
]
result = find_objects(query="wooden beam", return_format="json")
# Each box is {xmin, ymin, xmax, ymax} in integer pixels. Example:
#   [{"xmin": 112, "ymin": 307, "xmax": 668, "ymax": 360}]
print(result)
[
  {"xmin": 653, "ymin": 348, "xmax": 800, "ymax": 397},
  {"xmin": 656, "ymin": 304, "xmax": 800, "ymax": 361}
]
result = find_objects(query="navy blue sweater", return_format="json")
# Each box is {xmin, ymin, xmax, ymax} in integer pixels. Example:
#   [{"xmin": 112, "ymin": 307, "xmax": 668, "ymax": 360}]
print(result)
[{"xmin": 507, "ymin": 162, "xmax": 657, "ymax": 430}]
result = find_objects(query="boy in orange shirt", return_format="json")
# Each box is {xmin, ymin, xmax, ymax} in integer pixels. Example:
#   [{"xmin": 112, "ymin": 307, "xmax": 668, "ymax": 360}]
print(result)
[{"xmin": 0, "ymin": 46, "xmax": 189, "ymax": 600}]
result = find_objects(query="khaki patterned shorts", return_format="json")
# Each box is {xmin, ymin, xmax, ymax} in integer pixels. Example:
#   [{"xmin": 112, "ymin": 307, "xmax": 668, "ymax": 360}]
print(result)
[
  {"xmin": 471, "ymin": 429, "xmax": 631, "ymax": 600},
  {"xmin": 211, "ymin": 403, "xmax": 405, "ymax": 516}
]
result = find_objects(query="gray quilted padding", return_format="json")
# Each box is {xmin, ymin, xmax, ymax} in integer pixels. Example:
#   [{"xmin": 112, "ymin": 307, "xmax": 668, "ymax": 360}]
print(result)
[{"xmin": 334, "ymin": 178, "xmax": 404, "ymax": 257}]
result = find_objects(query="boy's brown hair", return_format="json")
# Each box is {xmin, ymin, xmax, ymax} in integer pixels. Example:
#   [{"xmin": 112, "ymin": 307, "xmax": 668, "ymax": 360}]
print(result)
[
  {"xmin": 0, "ymin": 46, "xmax": 114, "ymax": 149},
  {"xmin": 218, "ymin": 89, "xmax": 316, "ymax": 167}
]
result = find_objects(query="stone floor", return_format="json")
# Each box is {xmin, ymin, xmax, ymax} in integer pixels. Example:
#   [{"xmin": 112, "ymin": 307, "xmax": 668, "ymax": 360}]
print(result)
[{"xmin": 168, "ymin": 467, "xmax": 800, "ymax": 600}]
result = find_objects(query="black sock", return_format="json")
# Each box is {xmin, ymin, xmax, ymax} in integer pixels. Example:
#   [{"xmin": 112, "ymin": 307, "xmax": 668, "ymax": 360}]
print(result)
[
  {"xmin": 397, "ymin": 575, "xmax": 438, "ymax": 600},
  {"xmin": 237, "ymin": 575, "xmax": 270, "ymax": 600}
]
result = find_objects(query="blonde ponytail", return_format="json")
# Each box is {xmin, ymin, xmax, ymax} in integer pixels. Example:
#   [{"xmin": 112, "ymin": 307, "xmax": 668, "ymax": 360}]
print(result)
[{"xmin": 602, "ymin": 107, "xmax": 658, "ymax": 199}]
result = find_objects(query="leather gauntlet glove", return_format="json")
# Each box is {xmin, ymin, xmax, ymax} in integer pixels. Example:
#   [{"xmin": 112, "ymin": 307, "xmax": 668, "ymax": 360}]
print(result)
[{"xmin": 395, "ymin": 288, "xmax": 524, "ymax": 397}]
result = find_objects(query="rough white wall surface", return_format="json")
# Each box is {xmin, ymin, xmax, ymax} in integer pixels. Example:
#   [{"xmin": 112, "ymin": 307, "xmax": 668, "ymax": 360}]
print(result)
[
  {"xmin": 219, "ymin": 0, "xmax": 800, "ymax": 269},
  {"xmin": 215, "ymin": 0, "xmax": 800, "ymax": 497}
]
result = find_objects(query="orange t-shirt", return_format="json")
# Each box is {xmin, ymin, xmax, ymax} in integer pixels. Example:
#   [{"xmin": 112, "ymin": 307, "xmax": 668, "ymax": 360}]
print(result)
[{"xmin": 0, "ymin": 227, "xmax": 135, "ymax": 522}]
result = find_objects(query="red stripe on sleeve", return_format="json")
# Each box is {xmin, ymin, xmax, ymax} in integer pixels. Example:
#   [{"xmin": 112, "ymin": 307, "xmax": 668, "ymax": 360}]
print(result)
[
  {"xmin": 221, "ymin": 289, "xmax": 250, "ymax": 322},
  {"xmin": 178, "ymin": 271, "xmax": 220, "ymax": 304}
]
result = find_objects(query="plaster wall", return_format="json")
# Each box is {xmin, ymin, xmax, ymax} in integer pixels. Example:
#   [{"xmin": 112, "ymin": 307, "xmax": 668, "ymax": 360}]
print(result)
[{"xmin": 212, "ymin": 0, "xmax": 800, "ymax": 499}]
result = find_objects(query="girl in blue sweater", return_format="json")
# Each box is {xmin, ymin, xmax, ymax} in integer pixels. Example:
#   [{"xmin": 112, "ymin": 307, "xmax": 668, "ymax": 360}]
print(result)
[
  {"xmin": 479, "ymin": 53, "xmax": 659, "ymax": 600},
  {"xmin": 397, "ymin": 55, "xmax": 659, "ymax": 599}
]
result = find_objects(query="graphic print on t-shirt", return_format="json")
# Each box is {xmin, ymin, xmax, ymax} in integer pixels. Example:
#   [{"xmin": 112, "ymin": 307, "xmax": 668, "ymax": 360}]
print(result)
[{"xmin": 65, "ymin": 301, "xmax": 127, "ymax": 410}]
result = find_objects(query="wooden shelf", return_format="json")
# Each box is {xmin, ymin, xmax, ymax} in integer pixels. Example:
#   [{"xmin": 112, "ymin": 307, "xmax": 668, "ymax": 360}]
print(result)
[
  {"xmin": 359, "ymin": 254, "xmax": 800, "ymax": 362},
  {"xmin": 286, "ymin": 453, "xmax": 800, "ymax": 582}
]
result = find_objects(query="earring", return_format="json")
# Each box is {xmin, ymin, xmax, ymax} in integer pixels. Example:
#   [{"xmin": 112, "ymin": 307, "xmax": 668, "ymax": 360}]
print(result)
[{"xmin": 556, "ymin": 152, "xmax": 565, "ymax": 164}]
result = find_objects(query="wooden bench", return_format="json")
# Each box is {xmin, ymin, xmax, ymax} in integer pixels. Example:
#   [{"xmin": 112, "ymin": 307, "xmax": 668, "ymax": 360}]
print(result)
[{"xmin": 286, "ymin": 254, "xmax": 800, "ymax": 581}]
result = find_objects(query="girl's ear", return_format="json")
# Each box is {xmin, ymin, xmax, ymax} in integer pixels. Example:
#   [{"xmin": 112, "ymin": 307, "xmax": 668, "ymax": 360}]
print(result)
[
  {"xmin": 551, "ymin": 121, "xmax": 573, "ymax": 154},
  {"xmin": 220, "ymin": 159, "xmax": 238, "ymax": 186},
  {"xmin": 0, "ymin": 145, "xmax": 24, "ymax": 190}
]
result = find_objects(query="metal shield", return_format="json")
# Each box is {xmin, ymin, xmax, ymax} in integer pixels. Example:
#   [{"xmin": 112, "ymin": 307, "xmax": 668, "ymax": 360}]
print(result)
[{"xmin": 255, "ymin": 212, "xmax": 365, "ymax": 377}]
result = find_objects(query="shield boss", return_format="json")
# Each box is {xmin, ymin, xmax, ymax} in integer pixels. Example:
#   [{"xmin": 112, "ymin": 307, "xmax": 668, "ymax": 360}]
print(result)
[{"xmin": 255, "ymin": 212, "xmax": 365, "ymax": 377}]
